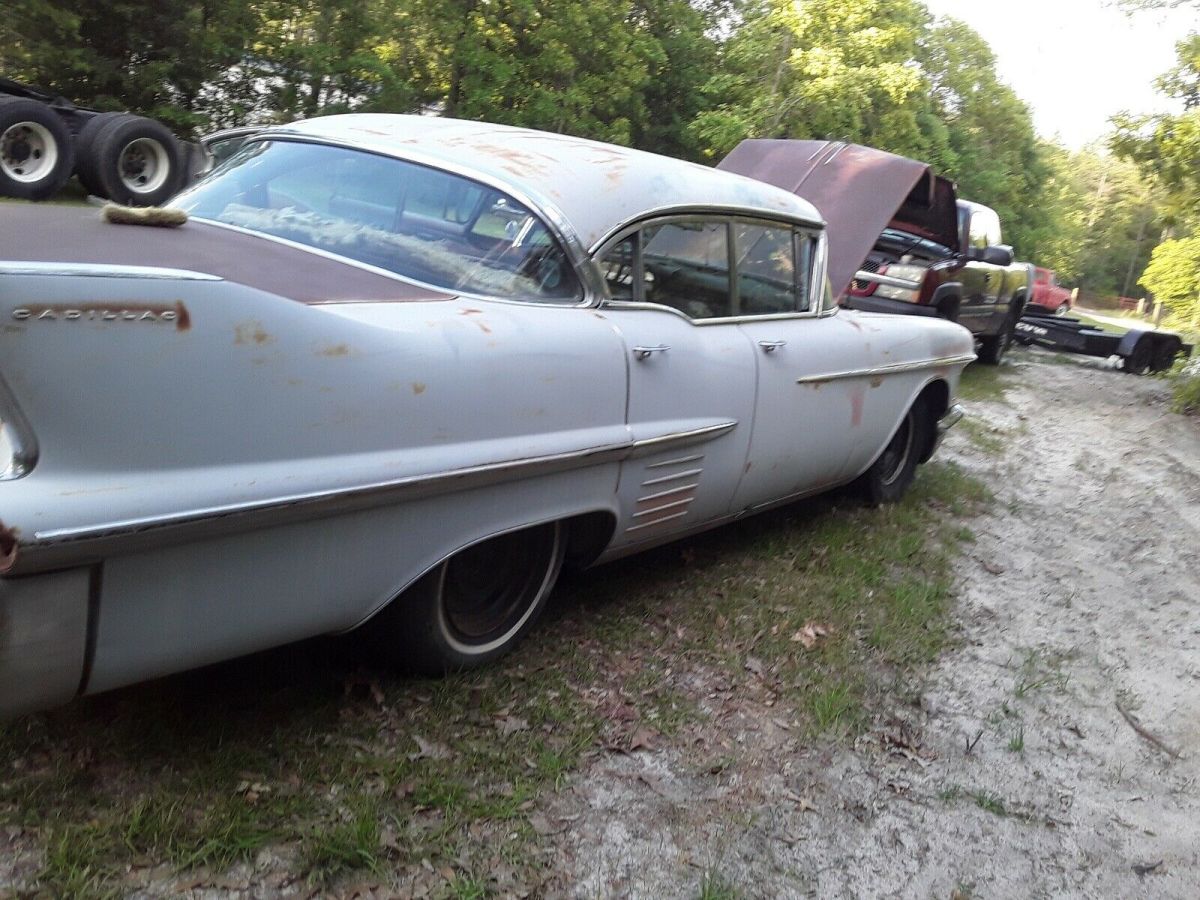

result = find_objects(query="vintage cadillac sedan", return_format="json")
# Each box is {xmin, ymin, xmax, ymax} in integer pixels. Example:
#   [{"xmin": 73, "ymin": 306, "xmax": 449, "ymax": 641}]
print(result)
[{"xmin": 0, "ymin": 115, "xmax": 972, "ymax": 716}]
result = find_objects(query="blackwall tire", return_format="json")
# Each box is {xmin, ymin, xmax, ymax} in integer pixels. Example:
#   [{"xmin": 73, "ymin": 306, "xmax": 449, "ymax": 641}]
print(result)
[
  {"xmin": 86, "ymin": 114, "xmax": 184, "ymax": 206},
  {"xmin": 0, "ymin": 97, "xmax": 75, "ymax": 201},
  {"xmin": 371, "ymin": 521, "xmax": 566, "ymax": 675},
  {"xmin": 73, "ymin": 112, "xmax": 126, "ymax": 197},
  {"xmin": 854, "ymin": 400, "xmax": 931, "ymax": 506},
  {"xmin": 977, "ymin": 315, "xmax": 1015, "ymax": 365}
]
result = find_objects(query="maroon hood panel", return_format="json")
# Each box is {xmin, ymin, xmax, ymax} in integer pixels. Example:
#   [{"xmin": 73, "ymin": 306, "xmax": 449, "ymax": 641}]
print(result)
[
  {"xmin": 0, "ymin": 205, "xmax": 454, "ymax": 304},
  {"xmin": 719, "ymin": 140, "xmax": 959, "ymax": 299}
]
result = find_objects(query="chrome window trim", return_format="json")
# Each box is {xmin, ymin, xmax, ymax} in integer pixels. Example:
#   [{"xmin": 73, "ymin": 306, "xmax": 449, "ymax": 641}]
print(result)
[
  {"xmin": 11, "ymin": 420, "xmax": 737, "ymax": 574},
  {"xmin": 176, "ymin": 133, "xmax": 607, "ymax": 306},
  {"xmin": 794, "ymin": 353, "xmax": 977, "ymax": 385},
  {"xmin": 593, "ymin": 212, "xmax": 827, "ymax": 324},
  {"xmin": 589, "ymin": 205, "xmax": 825, "ymax": 256},
  {"xmin": 0, "ymin": 262, "xmax": 223, "ymax": 281}
]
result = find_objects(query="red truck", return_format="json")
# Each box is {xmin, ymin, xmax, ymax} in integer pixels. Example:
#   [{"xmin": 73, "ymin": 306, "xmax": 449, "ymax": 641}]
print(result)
[{"xmin": 1030, "ymin": 267, "xmax": 1072, "ymax": 315}]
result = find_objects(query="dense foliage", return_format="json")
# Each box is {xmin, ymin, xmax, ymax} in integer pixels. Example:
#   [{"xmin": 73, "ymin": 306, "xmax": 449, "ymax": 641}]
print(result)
[
  {"xmin": 1113, "ymin": 31, "xmax": 1200, "ymax": 321},
  {"xmin": 1, "ymin": 0, "xmax": 1193, "ymax": 290}
]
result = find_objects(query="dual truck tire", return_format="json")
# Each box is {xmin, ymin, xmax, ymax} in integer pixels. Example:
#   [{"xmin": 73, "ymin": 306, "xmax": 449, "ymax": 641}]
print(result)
[{"xmin": 0, "ymin": 97, "xmax": 183, "ymax": 205}]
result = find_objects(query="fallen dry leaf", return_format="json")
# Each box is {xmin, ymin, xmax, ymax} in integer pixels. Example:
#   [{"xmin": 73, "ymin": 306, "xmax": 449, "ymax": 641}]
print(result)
[
  {"xmin": 790, "ymin": 622, "xmax": 830, "ymax": 649},
  {"xmin": 494, "ymin": 715, "xmax": 530, "ymax": 737},
  {"xmin": 982, "ymin": 560, "xmax": 1006, "ymax": 575},
  {"xmin": 409, "ymin": 735, "xmax": 453, "ymax": 762},
  {"xmin": 629, "ymin": 727, "xmax": 659, "ymax": 752},
  {"xmin": 744, "ymin": 655, "xmax": 766, "ymax": 677}
]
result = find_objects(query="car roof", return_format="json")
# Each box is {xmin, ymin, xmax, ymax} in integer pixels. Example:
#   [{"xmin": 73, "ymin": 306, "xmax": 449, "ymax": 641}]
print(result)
[{"xmin": 268, "ymin": 114, "xmax": 824, "ymax": 252}]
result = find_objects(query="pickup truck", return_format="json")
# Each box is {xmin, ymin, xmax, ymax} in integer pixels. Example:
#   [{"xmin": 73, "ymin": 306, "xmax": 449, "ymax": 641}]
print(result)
[
  {"xmin": 1030, "ymin": 267, "xmax": 1072, "ymax": 315},
  {"xmin": 719, "ymin": 141, "xmax": 1033, "ymax": 364}
]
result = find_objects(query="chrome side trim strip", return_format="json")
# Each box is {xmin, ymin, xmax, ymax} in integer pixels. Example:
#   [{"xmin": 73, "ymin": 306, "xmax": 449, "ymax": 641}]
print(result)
[
  {"xmin": 795, "ymin": 353, "xmax": 977, "ymax": 385},
  {"xmin": 640, "ymin": 467, "xmax": 704, "ymax": 487},
  {"xmin": 637, "ymin": 483, "xmax": 699, "ymax": 503},
  {"xmin": 0, "ymin": 262, "xmax": 223, "ymax": 281},
  {"xmin": 625, "ymin": 509, "xmax": 691, "ymax": 532},
  {"xmin": 14, "ymin": 419, "xmax": 737, "ymax": 573},
  {"xmin": 645, "ymin": 453, "xmax": 703, "ymax": 469},
  {"xmin": 629, "ymin": 421, "xmax": 735, "ymax": 455},
  {"xmin": 632, "ymin": 496, "xmax": 695, "ymax": 518}
]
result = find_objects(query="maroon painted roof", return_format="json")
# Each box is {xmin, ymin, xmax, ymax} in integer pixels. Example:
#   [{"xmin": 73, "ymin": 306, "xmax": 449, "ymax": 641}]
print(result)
[
  {"xmin": 719, "ymin": 140, "xmax": 960, "ymax": 299},
  {"xmin": 0, "ymin": 204, "xmax": 454, "ymax": 304}
]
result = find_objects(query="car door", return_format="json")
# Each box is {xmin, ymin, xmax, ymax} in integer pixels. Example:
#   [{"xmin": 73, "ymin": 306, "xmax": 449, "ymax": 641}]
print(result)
[
  {"xmin": 595, "ymin": 221, "xmax": 758, "ymax": 550},
  {"xmin": 958, "ymin": 205, "xmax": 1004, "ymax": 334},
  {"xmin": 730, "ymin": 223, "xmax": 869, "ymax": 510}
]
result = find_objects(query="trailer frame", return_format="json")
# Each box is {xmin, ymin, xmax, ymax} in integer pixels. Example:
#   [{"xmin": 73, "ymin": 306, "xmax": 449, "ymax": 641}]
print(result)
[{"xmin": 1015, "ymin": 309, "xmax": 1192, "ymax": 375}]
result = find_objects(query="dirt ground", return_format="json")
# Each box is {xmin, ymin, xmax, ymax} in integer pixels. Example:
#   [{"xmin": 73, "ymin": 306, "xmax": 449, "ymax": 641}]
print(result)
[{"xmin": 544, "ymin": 348, "xmax": 1200, "ymax": 898}]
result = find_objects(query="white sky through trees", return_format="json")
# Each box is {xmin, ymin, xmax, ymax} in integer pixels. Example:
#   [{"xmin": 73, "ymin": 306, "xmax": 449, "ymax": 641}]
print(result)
[{"xmin": 920, "ymin": 0, "xmax": 1199, "ymax": 147}]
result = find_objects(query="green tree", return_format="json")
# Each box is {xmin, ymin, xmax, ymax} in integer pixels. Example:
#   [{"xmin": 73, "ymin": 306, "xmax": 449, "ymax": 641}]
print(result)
[{"xmin": 1140, "ymin": 236, "xmax": 1200, "ymax": 324}]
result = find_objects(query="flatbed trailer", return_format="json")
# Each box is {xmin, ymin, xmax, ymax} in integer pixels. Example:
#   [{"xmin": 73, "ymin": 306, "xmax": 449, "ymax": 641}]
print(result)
[{"xmin": 1015, "ymin": 309, "xmax": 1192, "ymax": 374}]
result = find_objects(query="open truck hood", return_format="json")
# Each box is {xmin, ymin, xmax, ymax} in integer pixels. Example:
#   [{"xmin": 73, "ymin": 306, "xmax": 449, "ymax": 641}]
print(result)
[{"xmin": 719, "ymin": 140, "xmax": 959, "ymax": 299}]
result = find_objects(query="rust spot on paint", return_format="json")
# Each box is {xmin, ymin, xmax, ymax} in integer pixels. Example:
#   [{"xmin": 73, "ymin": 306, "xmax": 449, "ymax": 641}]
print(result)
[
  {"xmin": 460, "ymin": 308, "xmax": 483, "ymax": 315},
  {"xmin": 846, "ymin": 317, "xmax": 863, "ymax": 332},
  {"xmin": 850, "ymin": 385, "xmax": 865, "ymax": 427},
  {"xmin": 412, "ymin": 382, "xmax": 426, "ymax": 395},
  {"xmin": 870, "ymin": 376, "xmax": 883, "ymax": 388},
  {"xmin": 319, "ymin": 343, "xmax": 351, "ymax": 357},
  {"xmin": 234, "ymin": 320, "xmax": 273, "ymax": 346}
]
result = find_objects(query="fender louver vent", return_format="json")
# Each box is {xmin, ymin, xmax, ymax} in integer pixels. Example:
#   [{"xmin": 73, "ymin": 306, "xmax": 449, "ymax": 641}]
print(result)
[{"xmin": 626, "ymin": 454, "xmax": 703, "ymax": 533}]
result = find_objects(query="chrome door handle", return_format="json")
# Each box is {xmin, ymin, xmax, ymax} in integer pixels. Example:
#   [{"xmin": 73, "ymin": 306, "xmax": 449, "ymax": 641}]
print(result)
[
  {"xmin": 757, "ymin": 340, "xmax": 787, "ymax": 353},
  {"xmin": 633, "ymin": 344, "xmax": 670, "ymax": 360}
]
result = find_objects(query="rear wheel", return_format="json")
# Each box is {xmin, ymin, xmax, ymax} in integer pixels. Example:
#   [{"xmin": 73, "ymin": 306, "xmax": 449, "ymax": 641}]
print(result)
[
  {"xmin": 977, "ymin": 313, "xmax": 1015, "ymax": 365},
  {"xmin": 0, "ymin": 97, "xmax": 75, "ymax": 201},
  {"xmin": 83, "ymin": 114, "xmax": 183, "ymax": 205},
  {"xmin": 1054, "ymin": 302, "xmax": 1070, "ymax": 317},
  {"xmin": 371, "ymin": 521, "xmax": 565, "ymax": 674},
  {"xmin": 855, "ymin": 399, "xmax": 931, "ymax": 506}
]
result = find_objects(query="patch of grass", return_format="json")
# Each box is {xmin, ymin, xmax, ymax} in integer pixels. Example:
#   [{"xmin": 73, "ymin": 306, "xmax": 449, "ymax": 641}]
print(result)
[
  {"xmin": 699, "ymin": 869, "xmax": 740, "ymax": 900},
  {"xmin": 1, "ymin": 461, "xmax": 991, "ymax": 895},
  {"xmin": 1073, "ymin": 312, "xmax": 1129, "ymax": 334},
  {"xmin": 1007, "ymin": 726, "xmax": 1025, "ymax": 754},
  {"xmin": 302, "ymin": 802, "xmax": 382, "ymax": 885},
  {"xmin": 973, "ymin": 791, "xmax": 1007, "ymax": 817},
  {"xmin": 960, "ymin": 417, "xmax": 1008, "ymax": 455},
  {"xmin": 1171, "ymin": 373, "xmax": 1200, "ymax": 415},
  {"xmin": 1013, "ymin": 649, "xmax": 1071, "ymax": 698},
  {"xmin": 957, "ymin": 364, "xmax": 1015, "ymax": 403}
]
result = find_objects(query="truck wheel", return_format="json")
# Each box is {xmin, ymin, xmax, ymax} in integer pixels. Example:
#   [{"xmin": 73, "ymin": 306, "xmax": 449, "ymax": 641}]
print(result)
[
  {"xmin": 977, "ymin": 314, "xmax": 1015, "ymax": 365},
  {"xmin": 855, "ymin": 399, "xmax": 931, "ymax": 506},
  {"xmin": 0, "ymin": 97, "xmax": 75, "ymax": 201},
  {"xmin": 370, "ymin": 521, "xmax": 565, "ymax": 675},
  {"xmin": 1054, "ymin": 303, "xmax": 1070, "ymax": 317},
  {"xmin": 73, "ymin": 112, "xmax": 125, "ymax": 197},
  {"xmin": 83, "ymin": 114, "xmax": 183, "ymax": 206}
]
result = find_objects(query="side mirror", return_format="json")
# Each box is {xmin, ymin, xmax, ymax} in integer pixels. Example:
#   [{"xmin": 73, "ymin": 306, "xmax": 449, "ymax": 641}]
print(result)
[{"xmin": 968, "ymin": 245, "xmax": 1014, "ymax": 266}]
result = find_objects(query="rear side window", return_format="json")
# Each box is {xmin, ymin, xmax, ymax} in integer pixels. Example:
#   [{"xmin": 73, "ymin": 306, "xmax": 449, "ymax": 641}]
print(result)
[
  {"xmin": 174, "ymin": 140, "xmax": 582, "ymax": 303},
  {"xmin": 599, "ymin": 217, "xmax": 815, "ymax": 319}
]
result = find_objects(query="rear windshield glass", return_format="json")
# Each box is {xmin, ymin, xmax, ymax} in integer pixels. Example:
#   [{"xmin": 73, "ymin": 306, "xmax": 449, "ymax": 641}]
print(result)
[{"xmin": 174, "ymin": 140, "xmax": 582, "ymax": 302}]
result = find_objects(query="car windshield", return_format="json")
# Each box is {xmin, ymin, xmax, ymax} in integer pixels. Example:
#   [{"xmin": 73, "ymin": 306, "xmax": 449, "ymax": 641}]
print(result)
[{"xmin": 173, "ymin": 139, "xmax": 583, "ymax": 302}]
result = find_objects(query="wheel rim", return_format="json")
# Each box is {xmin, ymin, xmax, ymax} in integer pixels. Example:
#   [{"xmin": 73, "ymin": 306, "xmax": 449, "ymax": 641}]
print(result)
[
  {"xmin": 437, "ymin": 523, "xmax": 561, "ymax": 654},
  {"xmin": 0, "ymin": 121, "xmax": 58, "ymax": 183},
  {"xmin": 117, "ymin": 138, "xmax": 170, "ymax": 194},
  {"xmin": 878, "ymin": 410, "xmax": 915, "ymax": 487},
  {"xmin": 1055, "ymin": 304, "xmax": 1069, "ymax": 317}
]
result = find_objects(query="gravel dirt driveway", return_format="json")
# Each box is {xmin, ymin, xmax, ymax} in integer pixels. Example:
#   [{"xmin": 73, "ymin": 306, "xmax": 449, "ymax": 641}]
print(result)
[{"xmin": 546, "ymin": 349, "xmax": 1200, "ymax": 898}]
